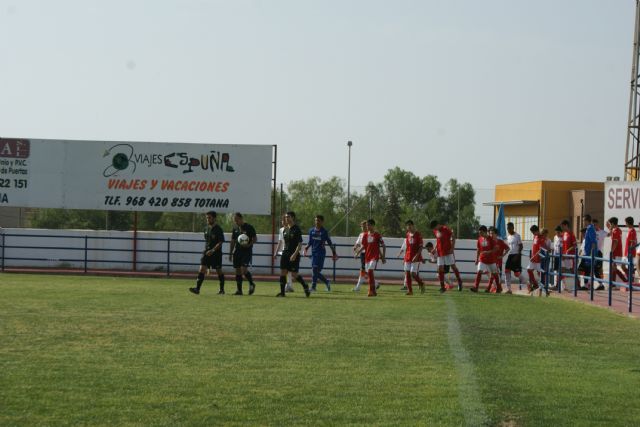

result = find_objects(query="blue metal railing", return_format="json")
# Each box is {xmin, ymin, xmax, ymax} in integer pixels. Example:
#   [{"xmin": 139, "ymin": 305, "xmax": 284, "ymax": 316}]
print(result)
[{"xmin": 540, "ymin": 244, "xmax": 639, "ymax": 313}]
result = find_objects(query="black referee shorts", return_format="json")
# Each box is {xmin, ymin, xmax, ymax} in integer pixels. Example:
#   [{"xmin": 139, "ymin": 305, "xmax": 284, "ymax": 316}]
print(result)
[{"xmin": 280, "ymin": 250, "xmax": 301, "ymax": 273}]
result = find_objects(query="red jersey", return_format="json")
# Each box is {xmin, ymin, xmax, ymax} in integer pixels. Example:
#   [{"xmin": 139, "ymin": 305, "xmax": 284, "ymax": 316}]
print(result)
[
  {"xmin": 562, "ymin": 231, "xmax": 576, "ymax": 255},
  {"xmin": 434, "ymin": 226, "xmax": 453, "ymax": 256},
  {"xmin": 531, "ymin": 233, "xmax": 545, "ymax": 263},
  {"xmin": 364, "ymin": 231, "xmax": 384, "ymax": 262},
  {"xmin": 477, "ymin": 236, "xmax": 496, "ymax": 264},
  {"xmin": 494, "ymin": 237, "xmax": 509, "ymax": 260},
  {"xmin": 612, "ymin": 227, "xmax": 623, "ymax": 258},
  {"xmin": 625, "ymin": 227, "xmax": 637, "ymax": 257},
  {"xmin": 404, "ymin": 231, "xmax": 424, "ymax": 262}
]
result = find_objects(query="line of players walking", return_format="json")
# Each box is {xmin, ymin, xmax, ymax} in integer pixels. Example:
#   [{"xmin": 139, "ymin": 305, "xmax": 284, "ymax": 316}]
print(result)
[{"xmin": 188, "ymin": 210, "xmax": 633, "ymax": 297}]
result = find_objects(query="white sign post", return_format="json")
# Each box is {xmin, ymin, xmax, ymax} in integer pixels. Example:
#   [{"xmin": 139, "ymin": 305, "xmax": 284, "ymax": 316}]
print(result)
[{"xmin": 0, "ymin": 138, "xmax": 273, "ymax": 214}]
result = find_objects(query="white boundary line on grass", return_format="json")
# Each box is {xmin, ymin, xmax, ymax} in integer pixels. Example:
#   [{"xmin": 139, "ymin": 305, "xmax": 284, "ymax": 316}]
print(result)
[{"xmin": 445, "ymin": 297, "xmax": 489, "ymax": 426}]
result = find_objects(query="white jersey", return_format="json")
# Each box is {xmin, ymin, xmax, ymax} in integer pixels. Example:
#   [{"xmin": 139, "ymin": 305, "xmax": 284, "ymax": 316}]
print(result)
[
  {"xmin": 553, "ymin": 235, "xmax": 563, "ymax": 254},
  {"xmin": 506, "ymin": 232, "xmax": 522, "ymax": 256},
  {"xmin": 277, "ymin": 226, "xmax": 285, "ymax": 255},
  {"xmin": 596, "ymin": 228, "xmax": 607, "ymax": 252},
  {"xmin": 355, "ymin": 232, "xmax": 365, "ymax": 246}
]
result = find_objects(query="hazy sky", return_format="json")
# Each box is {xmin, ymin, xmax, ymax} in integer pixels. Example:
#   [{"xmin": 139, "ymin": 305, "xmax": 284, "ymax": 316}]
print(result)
[{"xmin": 0, "ymin": 0, "xmax": 634, "ymax": 202}]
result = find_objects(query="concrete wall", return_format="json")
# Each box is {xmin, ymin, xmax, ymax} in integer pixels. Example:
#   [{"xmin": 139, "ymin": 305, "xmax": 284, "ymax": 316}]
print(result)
[{"xmin": 0, "ymin": 228, "xmax": 534, "ymax": 280}]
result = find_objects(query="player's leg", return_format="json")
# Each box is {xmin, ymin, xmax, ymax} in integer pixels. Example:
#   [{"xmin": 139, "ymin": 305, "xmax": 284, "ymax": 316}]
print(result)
[
  {"xmin": 366, "ymin": 260, "xmax": 377, "ymax": 296},
  {"xmin": 190, "ymin": 261, "xmax": 208, "ymax": 295},
  {"xmin": 449, "ymin": 259, "xmax": 463, "ymax": 290},
  {"xmin": 214, "ymin": 265, "xmax": 225, "ymax": 294},
  {"xmin": 314, "ymin": 256, "xmax": 330, "ymax": 291},
  {"xmin": 411, "ymin": 262, "xmax": 424, "ymax": 294},
  {"xmin": 404, "ymin": 262, "xmax": 413, "ymax": 295},
  {"xmin": 290, "ymin": 255, "xmax": 310, "ymax": 297},
  {"xmin": 241, "ymin": 251, "xmax": 256, "ymax": 295},
  {"xmin": 233, "ymin": 260, "xmax": 244, "ymax": 295},
  {"xmin": 437, "ymin": 261, "xmax": 447, "ymax": 292},
  {"xmin": 490, "ymin": 264, "xmax": 502, "ymax": 293},
  {"xmin": 470, "ymin": 262, "xmax": 485, "ymax": 292},
  {"xmin": 354, "ymin": 253, "xmax": 366, "ymax": 291},
  {"xmin": 285, "ymin": 272, "xmax": 294, "ymax": 292}
]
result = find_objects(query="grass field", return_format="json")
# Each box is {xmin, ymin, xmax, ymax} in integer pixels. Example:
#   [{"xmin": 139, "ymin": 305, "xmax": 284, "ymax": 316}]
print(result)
[{"xmin": 1, "ymin": 273, "xmax": 639, "ymax": 426}]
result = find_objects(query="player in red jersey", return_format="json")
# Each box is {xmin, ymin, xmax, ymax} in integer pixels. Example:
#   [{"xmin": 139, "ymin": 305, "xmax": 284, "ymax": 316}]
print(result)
[
  {"xmin": 623, "ymin": 216, "xmax": 637, "ymax": 285},
  {"xmin": 560, "ymin": 219, "xmax": 577, "ymax": 288},
  {"xmin": 487, "ymin": 226, "xmax": 510, "ymax": 293},
  {"xmin": 397, "ymin": 220, "xmax": 425, "ymax": 295},
  {"xmin": 363, "ymin": 219, "xmax": 386, "ymax": 297},
  {"xmin": 470, "ymin": 225, "xmax": 501, "ymax": 293},
  {"xmin": 526, "ymin": 225, "xmax": 547, "ymax": 293},
  {"xmin": 429, "ymin": 220, "xmax": 464, "ymax": 293},
  {"xmin": 607, "ymin": 217, "xmax": 628, "ymax": 285}
]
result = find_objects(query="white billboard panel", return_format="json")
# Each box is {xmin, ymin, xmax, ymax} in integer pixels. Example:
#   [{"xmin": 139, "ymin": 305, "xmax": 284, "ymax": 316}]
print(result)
[
  {"xmin": 0, "ymin": 138, "xmax": 273, "ymax": 214},
  {"xmin": 604, "ymin": 181, "xmax": 640, "ymax": 221}
]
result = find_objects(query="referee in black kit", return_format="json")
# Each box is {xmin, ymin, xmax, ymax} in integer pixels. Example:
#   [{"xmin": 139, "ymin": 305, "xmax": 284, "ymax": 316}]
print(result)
[
  {"xmin": 229, "ymin": 212, "xmax": 258, "ymax": 295},
  {"xmin": 190, "ymin": 211, "xmax": 226, "ymax": 295},
  {"xmin": 278, "ymin": 211, "xmax": 311, "ymax": 297}
]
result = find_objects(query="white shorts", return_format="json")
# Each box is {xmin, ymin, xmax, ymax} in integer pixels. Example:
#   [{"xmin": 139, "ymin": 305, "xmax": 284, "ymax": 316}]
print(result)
[
  {"xmin": 477, "ymin": 262, "xmax": 498, "ymax": 274},
  {"xmin": 614, "ymin": 257, "xmax": 627, "ymax": 266},
  {"xmin": 562, "ymin": 258, "xmax": 574, "ymax": 269},
  {"xmin": 403, "ymin": 262, "xmax": 420, "ymax": 273},
  {"xmin": 437, "ymin": 254, "xmax": 456, "ymax": 266},
  {"xmin": 365, "ymin": 260, "xmax": 378, "ymax": 271},
  {"xmin": 527, "ymin": 262, "xmax": 542, "ymax": 272}
]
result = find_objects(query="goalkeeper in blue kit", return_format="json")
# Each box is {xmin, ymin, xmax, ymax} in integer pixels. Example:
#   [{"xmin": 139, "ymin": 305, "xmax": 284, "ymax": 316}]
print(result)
[{"xmin": 303, "ymin": 215, "xmax": 339, "ymax": 292}]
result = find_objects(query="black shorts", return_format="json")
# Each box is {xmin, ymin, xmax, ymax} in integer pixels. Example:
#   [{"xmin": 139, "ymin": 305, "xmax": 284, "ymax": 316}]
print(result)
[
  {"xmin": 552, "ymin": 256, "xmax": 562, "ymax": 272},
  {"xmin": 359, "ymin": 252, "xmax": 365, "ymax": 270},
  {"xmin": 201, "ymin": 251, "xmax": 223, "ymax": 269},
  {"xmin": 280, "ymin": 250, "xmax": 301, "ymax": 273},
  {"xmin": 232, "ymin": 249, "xmax": 252, "ymax": 269},
  {"xmin": 505, "ymin": 254, "xmax": 522, "ymax": 273}
]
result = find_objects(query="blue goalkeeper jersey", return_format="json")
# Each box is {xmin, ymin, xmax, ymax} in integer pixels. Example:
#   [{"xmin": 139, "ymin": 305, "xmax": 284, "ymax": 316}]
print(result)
[{"xmin": 308, "ymin": 227, "xmax": 333, "ymax": 256}]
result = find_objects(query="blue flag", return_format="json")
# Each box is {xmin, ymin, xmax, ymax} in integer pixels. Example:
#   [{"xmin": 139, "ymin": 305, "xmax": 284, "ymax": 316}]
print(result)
[{"xmin": 496, "ymin": 203, "xmax": 506, "ymax": 240}]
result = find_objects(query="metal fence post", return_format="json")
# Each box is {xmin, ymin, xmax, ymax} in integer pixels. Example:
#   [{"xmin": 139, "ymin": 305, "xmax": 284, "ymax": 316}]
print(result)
[
  {"xmin": 557, "ymin": 254, "xmax": 562, "ymax": 293},
  {"xmin": 574, "ymin": 251, "xmax": 579, "ymax": 297},
  {"xmin": 590, "ymin": 250, "xmax": 595, "ymax": 301},
  {"xmin": 608, "ymin": 252, "xmax": 613, "ymax": 307},
  {"xmin": 84, "ymin": 235, "xmax": 88, "ymax": 274},
  {"xmin": 166, "ymin": 238, "xmax": 171, "ymax": 277},
  {"xmin": 628, "ymin": 253, "xmax": 634, "ymax": 313},
  {"xmin": 544, "ymin": 252, "xmax": 550, "ymax": 295}
]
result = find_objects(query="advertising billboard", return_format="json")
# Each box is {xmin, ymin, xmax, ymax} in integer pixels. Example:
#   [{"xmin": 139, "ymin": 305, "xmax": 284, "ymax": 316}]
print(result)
[{"xmin": 0, "ymin": 138, "xmax": 273, "ymax": 214}]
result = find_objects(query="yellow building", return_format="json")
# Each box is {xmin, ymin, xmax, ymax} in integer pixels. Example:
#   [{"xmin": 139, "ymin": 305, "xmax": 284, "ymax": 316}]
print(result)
[{"xmin": 487, "ymin": 181, "xmax": 604, "ymax": 240}]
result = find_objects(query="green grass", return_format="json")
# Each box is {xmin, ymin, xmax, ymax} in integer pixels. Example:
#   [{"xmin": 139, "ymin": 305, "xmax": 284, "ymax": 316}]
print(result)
[{"xmin": 1, "ymin": 273, "xmax": 639, "ymax": 426}]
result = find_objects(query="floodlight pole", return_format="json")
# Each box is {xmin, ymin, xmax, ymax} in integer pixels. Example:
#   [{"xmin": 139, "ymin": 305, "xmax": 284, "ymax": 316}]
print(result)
[{"xmin": 346, "ymin": 141, "xmax": 352, "ymax": 237}]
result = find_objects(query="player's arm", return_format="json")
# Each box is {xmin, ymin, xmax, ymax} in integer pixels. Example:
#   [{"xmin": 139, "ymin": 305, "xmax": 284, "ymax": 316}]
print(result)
[
  {"xmin": 229, "ymin": 236, "xmax": 236, "ymax": 261},
  {"xmin": 475, "ymin": 243, "xmax": 480, "ymax": 264},
  {"xmin": 397, "ymin": 240, "xmax": 406, "ymax": 258},
  {"xmin": 291, "ymin": 241, "xmax": 303, "ymax": 261},
  {"xmin": 249, "ymin": 228, "xmax": 257, "ymax": 248},
  {"xmin": 303, "ymin": 231, "xmax": 312, "ymax": 256},
  {"xmin": 326, "ymin": 234, "xmax": 338, "ymax": 259},
  {"xmin": 451, "ymin": 230, "xmax": 457, "ymax": 251},
  {"xmin": 274, "ymin": 239, "xmax": 283, "ymax": 258},
  {"xmin": 212, "ymin": 229, "xmax": 224, "ymax": 253},
  {"xmin": 291, "ymin": 229, "xmax": 303, "ymax": 261},
  {"xmin": 380, "ymin": 240, "xmax": 386, "ymax": 263}
]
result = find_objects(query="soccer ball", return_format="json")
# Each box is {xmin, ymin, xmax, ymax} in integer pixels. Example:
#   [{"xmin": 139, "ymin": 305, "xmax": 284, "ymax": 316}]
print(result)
[{"xmin": 237, "ymin": 233, "xmax": 250, "ymax": 247}]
